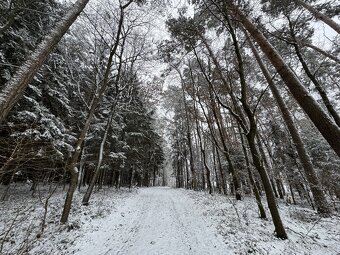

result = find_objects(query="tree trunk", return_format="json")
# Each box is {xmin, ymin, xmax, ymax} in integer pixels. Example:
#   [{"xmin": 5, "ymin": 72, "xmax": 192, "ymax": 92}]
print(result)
[
  {"xmin": 247, "ymin": 133, "xmax": 287, "ymax": 239},
  {"xmin": 194, "ymin": 60, "xmax": 241, "ymax": 199},
  {"xmin": 129, "ymin": 166, "xmax": 135, "ymax": 190},
  {"xmin": 271, "ymin": 178, "xmax": 279, "ymax": 198},
  {"xmin": 293, "ymin": 0, "xmax": 340, "ymax": 34},
  {"xmin": 276, "ymin": 179, "xmax": 284, "ymax": 199},
  {"xmin": 289, "ymin": 24, "xmax": 340, "ymax": 127},
  {"xmin": 289, "ymin": 184, "xmax": 297, "ymax": 205},
  {"xmin": 60, "ymin": 4, "xmax": 128, "ymax": 223},
  {"xmin": 212, "ymin": 146, "xmax": 221, "ymax": 193},
  {"xmin": 214, "ymin": 103, "xmax": 242, "ymax": 200},
  {"xmin": 238, "ymin": 124, "xmax": 267, "ymax": 218},
  {"xmin": 81, "ymin": 23, "xmax": 127, "ymax": 203},
  {"xmin": 77, "ymin": 146, "xmax": 86, "ymax": 191},
  {"xmin": 0, "ymin": 0, "xmax": 90, "ymax": 123},
  {"xmin": 227, "ymin": 1, "xmax": 340, "ymax": 158},
  {"xmin": 117, "ymin": 169, "xmax": 122, "ymax": 189},
  {"xmin": 82, "ymin": 104, "xmax": 116, "ymax": 205},
  {"xmin": 216, "ymin": 148, "xmax": 227, "ymax": 195},
  {"xmin": 60, "ymin": 166, "xmax": 79, "ymax": 224},
  {"xmin": 247, "ymin": 35, "xmax": 332, "ymax": 214},
  {"xmin": 176, "ymin": 67, "xmax": 198, "ymax": 190},
  {"xmin": 222, "ymin": 9, "xmax": 287, "ymax": 238}
]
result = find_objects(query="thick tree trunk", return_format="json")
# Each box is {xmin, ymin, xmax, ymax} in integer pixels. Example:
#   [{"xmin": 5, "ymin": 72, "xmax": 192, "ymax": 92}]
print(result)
[
  {"xmin": 60, "ymin": 166, "xmax": 79, "ymax": 224},
  {"xmin": 271, "ymin": 178, "xmax": 279, "ymax": 198},
  {"xmin": 248, "ymin": 36, "xmax": 332, "ymax": 214},
  {"xmin": 0, "ymin": 0, "xmax": 90, "ymax": 123},
  {"xmin": 227, "ymin": 1, "xmax": 340, "ymax": 158},
  {"xmin": 60, "ymin": 112, "xmax": 93, "ymax": 223},
  {"xmin": 240, "ymin": 102, "xmax": 287, "ymax": 238}
]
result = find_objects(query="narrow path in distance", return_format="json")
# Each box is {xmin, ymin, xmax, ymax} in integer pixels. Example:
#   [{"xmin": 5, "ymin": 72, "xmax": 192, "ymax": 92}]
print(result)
[{"xmin": 71, "ymin": 187, "xmax": 230, "ymax": 255}]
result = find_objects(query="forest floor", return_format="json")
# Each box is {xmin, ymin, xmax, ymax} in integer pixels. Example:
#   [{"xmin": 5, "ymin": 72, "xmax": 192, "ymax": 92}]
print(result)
[{"xmin": 0, "ymin": 185, "xmax": 339, "ymax": 254}]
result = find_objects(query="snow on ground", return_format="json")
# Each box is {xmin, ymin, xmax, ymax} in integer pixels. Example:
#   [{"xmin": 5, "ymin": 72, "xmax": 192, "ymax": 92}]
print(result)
[
  {"xmin": 187, "ymin": 190, "xmax": 340, "ymax": 255},
  {"xmin": 0, "ymin": 183, "xmax": 135, "ymax": 255},
  {"xmin": 1, "ymin": 185, "xmax": 340, "ymax": 255},
  {"xmin": 70, "ymin": 187, "xmax": 229, "ymax": 255}
]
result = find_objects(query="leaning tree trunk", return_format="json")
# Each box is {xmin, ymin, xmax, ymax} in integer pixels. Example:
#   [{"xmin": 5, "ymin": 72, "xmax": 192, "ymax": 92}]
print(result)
[
  {"xmin": 226, "ymin": 1, "xmax": 340, "ymax": 158},
  {"xmin": 247, "ymin": 129, "xmax": 288, "ymax": 239},
  {"xmin": 222, "ymin": 9, "xmax": 287, "ymax": 238},
  {"xmin": 303, "ymin": 42, "xmax": 340, "ymax": 64},
  {"xmin": 0, "ymin": 0, "xmax": 90, "ymax": 124},
  {"xmin": 288, "ymin": 22, "xmax": 340, "ymax": 127},
  {"xmin": 247, "ymin": 35, "xmax": 332, "ymax": 214},
  {"xmin": 293, "ymin": 0, "xmax": 340, "ymax": 34}
]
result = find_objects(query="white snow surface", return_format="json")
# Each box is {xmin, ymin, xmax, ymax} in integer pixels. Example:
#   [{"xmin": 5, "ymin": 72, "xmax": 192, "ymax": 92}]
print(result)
[
  {"xmin": 1, "ymin": 185, "xmax": 340, "ymax": 255},
  {"xmin": 71, "ymin": 187, "xmax": 229, "ymax": 255}
]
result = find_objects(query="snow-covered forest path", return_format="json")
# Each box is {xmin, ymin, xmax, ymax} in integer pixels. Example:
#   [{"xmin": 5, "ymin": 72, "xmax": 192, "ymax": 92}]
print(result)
[{"xmin": 72, "ymin": 187, "xmax": 229, "ymax": 255}]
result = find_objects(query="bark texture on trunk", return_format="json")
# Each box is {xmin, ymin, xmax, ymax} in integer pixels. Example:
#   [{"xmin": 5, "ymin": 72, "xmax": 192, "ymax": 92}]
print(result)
[
  {"xmin": 0, "ymin": 0, "xmax": 90, "ymax": 123},
  {"xmin": 60, "ymin": 166, "xmax": 78, "ymax": 223}
]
